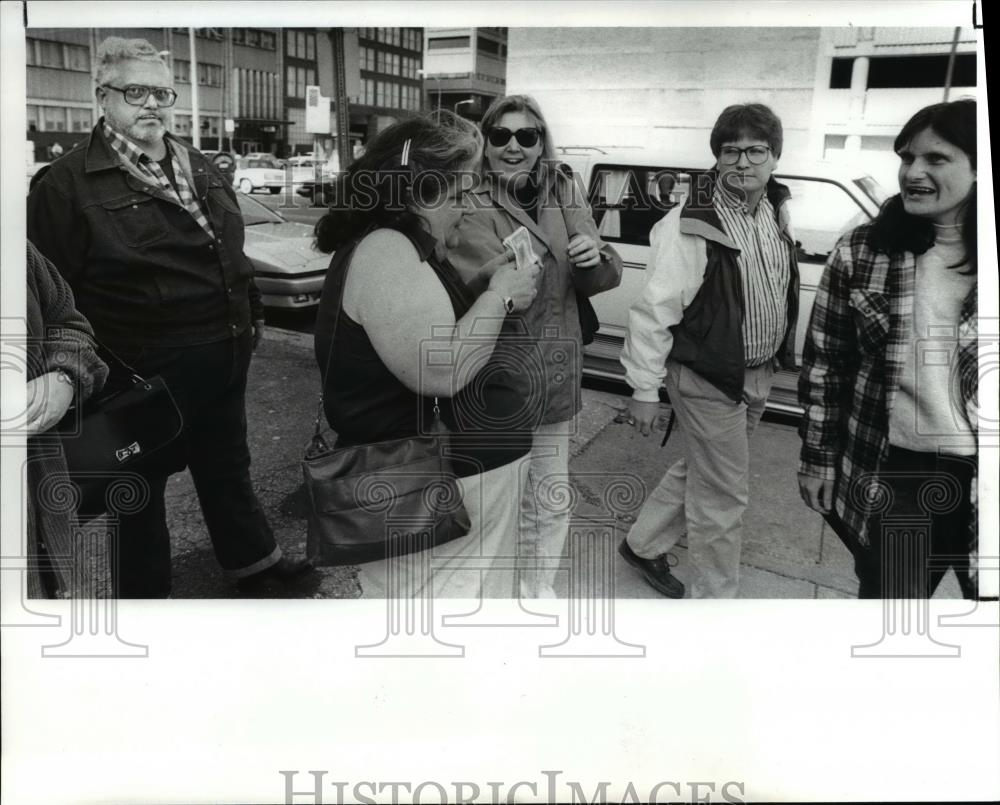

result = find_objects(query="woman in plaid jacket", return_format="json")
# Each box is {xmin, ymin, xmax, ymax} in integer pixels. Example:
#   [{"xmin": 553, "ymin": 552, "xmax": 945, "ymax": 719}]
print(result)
[{"xmin": 798, "ymin": 99, "xmax": 978, "ymax": 599}]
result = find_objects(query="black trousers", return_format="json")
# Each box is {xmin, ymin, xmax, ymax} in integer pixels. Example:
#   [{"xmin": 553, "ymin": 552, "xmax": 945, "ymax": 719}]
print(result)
[
  {"xmin": 839, "ymin": 447, "xmax": 976, "ymax": 599},
  {"xmin": 108, "ymin": 331, "xmax": 278, "ymax": 597}
]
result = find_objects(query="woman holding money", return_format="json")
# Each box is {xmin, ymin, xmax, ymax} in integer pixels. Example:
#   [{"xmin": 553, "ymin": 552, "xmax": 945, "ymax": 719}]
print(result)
[
  {"xmin": 312, "ymin": 112, "xmax": 539, "ymax": 599},
  {"xmin": 449, "ymin": 95, "xmax": 623, "ymax": 598}
]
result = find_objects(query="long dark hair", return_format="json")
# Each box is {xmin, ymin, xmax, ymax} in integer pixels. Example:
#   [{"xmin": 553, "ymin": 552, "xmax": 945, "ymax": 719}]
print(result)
[
  {"xmin": 869, "ymin": 98, "xmax": 977, "ymax": 272},
  {"xmin": 314, "ymin": 111, "xmax": 481, "ymax": 253}
]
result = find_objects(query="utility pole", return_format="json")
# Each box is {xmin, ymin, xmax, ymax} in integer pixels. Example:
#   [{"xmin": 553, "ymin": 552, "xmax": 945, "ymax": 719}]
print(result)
[
  {"xmin": 329, "ymin": 29, "xmax": 351, "ymax": 172},
  {"xmin": 943, "ymin": 26, "xmax": 961, "ymax": 101},
  {"xmin": 188, "ymin": 28, "xmax": 201, "ymax": 149}
]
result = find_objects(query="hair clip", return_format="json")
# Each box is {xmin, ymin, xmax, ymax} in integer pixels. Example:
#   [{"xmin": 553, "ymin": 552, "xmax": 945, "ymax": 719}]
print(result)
[{"xmin": 400, "ymin": 138, "xmax": 411, "ymax": 167}]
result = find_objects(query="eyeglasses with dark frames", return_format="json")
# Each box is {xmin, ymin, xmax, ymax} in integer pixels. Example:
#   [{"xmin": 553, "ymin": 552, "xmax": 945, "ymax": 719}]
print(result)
[
  {"xmin": 102, "ymin": 84, "xmax": 178, "ymax": 107},
  {"xmin": 486, "ymin": 127, "xmax": 543, "ymax": 148},
  {"xmin": 718, "ymin": 145, "xmax": 772, "ymax": 166}
]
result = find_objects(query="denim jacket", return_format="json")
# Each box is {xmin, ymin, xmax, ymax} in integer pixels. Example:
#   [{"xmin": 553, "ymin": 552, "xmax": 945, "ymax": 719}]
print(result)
[{"xmin": 27, "ymin": 122, "xmax": 262, "ymax": 349}]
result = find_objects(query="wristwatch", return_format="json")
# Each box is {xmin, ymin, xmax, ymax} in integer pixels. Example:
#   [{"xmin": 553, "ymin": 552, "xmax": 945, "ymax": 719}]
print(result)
[{"xmin": 489, "ymin": 289, "xmax": 514, "ymax": 314}]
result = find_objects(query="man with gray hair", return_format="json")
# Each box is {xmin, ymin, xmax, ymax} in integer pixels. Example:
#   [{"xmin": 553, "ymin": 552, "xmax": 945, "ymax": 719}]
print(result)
[{"xmin": 27, "ymin": 36, "xmax": 313, "ymax": 597}]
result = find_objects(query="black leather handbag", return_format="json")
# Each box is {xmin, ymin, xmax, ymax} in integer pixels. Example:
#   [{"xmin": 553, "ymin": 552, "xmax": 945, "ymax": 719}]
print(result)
[
  {"xmin": 55, "ymin": 350, "xmax": 183, "ymax": 519},
  {"xmin": 302, "ymin": 251, "xmax": 470, "ymax": 567}
]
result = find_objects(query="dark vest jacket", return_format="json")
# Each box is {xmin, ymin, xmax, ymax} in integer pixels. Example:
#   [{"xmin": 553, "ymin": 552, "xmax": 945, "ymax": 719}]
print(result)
[{"xmin": 668, "ymin": 176, "xmax": 799, "ymax": 402}]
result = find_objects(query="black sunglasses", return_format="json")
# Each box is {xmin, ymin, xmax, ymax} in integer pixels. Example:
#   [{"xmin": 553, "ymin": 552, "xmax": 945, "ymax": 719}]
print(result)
[{"xmin": 486, "ymin": 127, "xmax": 542, "ymax": 148}]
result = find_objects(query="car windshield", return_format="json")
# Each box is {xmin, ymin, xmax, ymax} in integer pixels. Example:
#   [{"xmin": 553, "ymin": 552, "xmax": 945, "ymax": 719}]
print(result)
[
  {"xmin": 236, "ymin": 194, "xmax": 285, "ymax": 226},
  {"xmin": 854, "ymin": 175, "xmax": 890, "ymax": 207}
]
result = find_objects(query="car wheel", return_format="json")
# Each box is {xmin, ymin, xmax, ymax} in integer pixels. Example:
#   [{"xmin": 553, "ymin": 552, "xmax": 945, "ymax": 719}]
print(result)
[
  {"xmin": 239, "ymin": 178, "xmax": 253, "ymax": 194},
  {"xmin": 269, "ymin": 187, "xmax": 281, "ymax": 195}
]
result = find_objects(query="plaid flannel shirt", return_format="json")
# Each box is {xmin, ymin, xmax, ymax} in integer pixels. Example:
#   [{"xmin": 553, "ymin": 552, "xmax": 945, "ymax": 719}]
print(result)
[
  {"xmin": 102, "ymin": 121, "xmax": 215, "ymax": 238},
  {"xmin": 798, "ymin": 222, "xmax": 978, "ymax": 548}
]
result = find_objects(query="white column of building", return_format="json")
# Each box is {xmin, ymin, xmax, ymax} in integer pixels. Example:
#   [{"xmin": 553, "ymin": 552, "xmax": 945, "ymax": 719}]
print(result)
[
  {"xmin": 188, "ymin": 29, "xmax": 201, "ymax": 149},
  {"xmin": 845, "ymin": 55, "xmax": 870, "ymax": 156}
]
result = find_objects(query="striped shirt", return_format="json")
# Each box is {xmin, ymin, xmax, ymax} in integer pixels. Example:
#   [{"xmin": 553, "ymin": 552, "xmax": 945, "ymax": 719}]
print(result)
[
  {"xmin": 101, "ymin": 121, "xmax": 214, "ymax": 238},
  {"xmin": 714, "ymin": 182, "xmax": 791, "ymax": 366}
]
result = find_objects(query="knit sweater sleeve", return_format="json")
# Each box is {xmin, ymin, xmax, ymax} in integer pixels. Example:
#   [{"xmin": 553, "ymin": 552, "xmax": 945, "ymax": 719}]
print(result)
[{"xmin": 27, "ymin": 241, "xmax": 109, "ymax": 403}]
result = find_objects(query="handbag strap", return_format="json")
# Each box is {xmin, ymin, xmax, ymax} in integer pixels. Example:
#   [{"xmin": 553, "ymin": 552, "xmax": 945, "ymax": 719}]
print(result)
[
  {"xmin": 313, "ymin": 228, "xmax": 447, "ymax": 445},
  {"xmin": 313, "ymin": 240, "xmax": 353, "ymax": 442}
]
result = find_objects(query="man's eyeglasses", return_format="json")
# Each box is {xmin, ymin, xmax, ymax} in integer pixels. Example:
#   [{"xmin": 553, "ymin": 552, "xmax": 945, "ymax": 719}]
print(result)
[
  {"xmin": 718, "ymin": 145, "xmax": 772, "ymax": 166},
  {"xmin": 486, "ymin": 127, "xmax": 542, "ymax": 148},
  {"xmin": 102, "ymin": 84, "xmax": 178, "ymax": 107}
]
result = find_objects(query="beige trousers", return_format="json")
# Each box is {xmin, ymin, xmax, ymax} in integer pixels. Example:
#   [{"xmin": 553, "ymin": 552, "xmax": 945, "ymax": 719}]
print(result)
[{"xmin": 626, "ymin": 360, "xmax": 774, "ymax": 598}]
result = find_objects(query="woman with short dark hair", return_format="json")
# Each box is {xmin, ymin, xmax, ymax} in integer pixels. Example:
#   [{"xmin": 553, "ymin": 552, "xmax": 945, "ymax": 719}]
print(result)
[
  {"xmin": 313, "ymin": 112, "xmax": 539, "ymax": 598},
  {"xmin": 798, "ymin": 98, "xmax": 978, "ymax": 598}
]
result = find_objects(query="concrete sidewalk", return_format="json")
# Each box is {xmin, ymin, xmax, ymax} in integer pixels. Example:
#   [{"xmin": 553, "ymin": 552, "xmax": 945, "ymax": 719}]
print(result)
[{"xmin": 164, "ymin": 327, "xmax": 961, "ymax": 599}]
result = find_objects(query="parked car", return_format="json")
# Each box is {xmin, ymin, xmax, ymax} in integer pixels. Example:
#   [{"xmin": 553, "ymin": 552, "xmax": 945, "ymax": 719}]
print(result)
[
  {"xmin": 559, "ymin": 147, "xmax": 889, "ymax": 415},
  {"xmin": 283, "ymin": 155, "xmax": 331, "ymax": 191},
  {"xmin": 233, "ymin": 155, "xmax": 287, "ymax": 194},
  {"xmin": 237, "ymin": 193, "xmax": 327, "ymax": 308}
]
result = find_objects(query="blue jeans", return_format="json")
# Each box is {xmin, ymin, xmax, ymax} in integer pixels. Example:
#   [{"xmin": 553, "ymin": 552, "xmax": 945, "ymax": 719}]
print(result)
[{"xmin": 108, "ymin": 331, "xmax": 279, "ymax": 597}]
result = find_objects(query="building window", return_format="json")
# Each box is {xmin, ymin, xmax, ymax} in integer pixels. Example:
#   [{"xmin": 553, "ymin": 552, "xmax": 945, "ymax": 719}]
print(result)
[
  {"xmin": 477, "ymin": 36, "xmax": 500, "ymax": 56},
  {"xmin": 42, "ymin": 106, "xmax": 66, "ymax": 131},
  {"xmin": 390, "ymin": 53, "xmax": 399, "ymax": 75},
  {"xmin": 428, "ymin": 36, "xmax": 470, "ymax": 49},
  {"xmin": 198, "ymin": 63, "xmax": 222, "ymax": 86},
  {"xmin": 33, "ymin": 39, "xmax": 64, "ymax": 68},
  {"xmin": 866, "ymin": 53, "xmax": 976, "ymax": 88},
  {"xmin": 68, "ymin": 107, "xmax": 92, "ymax": 132},
  {"xmin": 306, "ymin": 32, "xmax": 315, "ymax": 60},
  {"xmin": 233, "ymin": 28, "xmax": 246, "ymax": 45},
  {"xmin": 64, "ymin": 43, "xmax": 89, "ymax": 71},
  {"xmin": 174, "ymin": 59, "xmax": 190, "ymax": 83},
  {"xmin": 286, "ymin": 65, "xmax": 296, "ymax": 97},
  {"xmin": 361, "ymin": 46, "xmax": 375, "ymax": 72},
  {"xmin": 173, "ymin": 113, "xmax": 192, "ymax": 136},
  {"xmin": 260, "ymin": 31, "xmax": 277, "ymax": 50}
]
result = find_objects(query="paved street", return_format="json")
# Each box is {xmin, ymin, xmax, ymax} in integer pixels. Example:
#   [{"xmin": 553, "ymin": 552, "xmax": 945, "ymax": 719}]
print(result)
[{"xmin": 153, "ymin": 325, "xmax": 963, "ymax": 600}]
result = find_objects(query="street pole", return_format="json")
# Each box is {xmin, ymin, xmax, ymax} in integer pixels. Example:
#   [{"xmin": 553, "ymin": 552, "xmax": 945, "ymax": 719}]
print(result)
[
  {"xmin": 188, "ymin": 28, "xmax": 201, "ymax": 149},
  {"xmin": 330, "ymin": 29, "xmax": 351, "ymax": 172},
  {"xmin": 943, "ymin": 26, "xmax": 960, "ymax": 101}
]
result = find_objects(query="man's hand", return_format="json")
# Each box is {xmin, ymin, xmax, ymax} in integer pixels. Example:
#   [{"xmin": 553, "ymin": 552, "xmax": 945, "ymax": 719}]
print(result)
[
  {"xmin": 25, "ymin": 370, "xmax": 75, "ymax": 435},
  {"xmin": 252, "ymin": 319, "xmax": 266, "ymax": 351},
  {"xmin": 628, "ymin": 399, "xmax": 660, "ymax": 437},
  {"xmin": 798, "ymin": 472, "xmax": 835, "ymax": 514}
]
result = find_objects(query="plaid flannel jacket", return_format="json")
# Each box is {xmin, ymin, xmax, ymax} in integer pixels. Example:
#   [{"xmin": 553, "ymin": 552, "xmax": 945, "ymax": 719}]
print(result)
[{"xmin": 798, "ymin": 222, "xmax": 978, "ymax": 548}]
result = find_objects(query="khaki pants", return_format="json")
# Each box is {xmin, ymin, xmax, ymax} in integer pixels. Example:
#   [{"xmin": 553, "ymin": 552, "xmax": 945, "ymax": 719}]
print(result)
[{"xmin": 626, "ymin": 360, "xmax": 774, "ymax": 598}]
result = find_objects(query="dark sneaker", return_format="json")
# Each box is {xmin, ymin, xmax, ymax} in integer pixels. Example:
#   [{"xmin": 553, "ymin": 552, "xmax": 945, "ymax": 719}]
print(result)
[
  {"xmin": 237, "ymin": 556, "xmax": 315, "ymax": 594},
  {"xmin": 618, "ymin": 539, "xmax": 685, "ymax": 598}
]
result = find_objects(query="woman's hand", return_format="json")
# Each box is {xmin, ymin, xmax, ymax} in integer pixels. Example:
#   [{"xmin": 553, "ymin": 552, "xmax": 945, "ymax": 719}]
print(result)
[
  {"xmin": 487, "ymin": 259, "xmax": 541, "ymax": 312},
  {"xmin": 25, "ymin": 370, "xmax": 75, "ymax": 435},
  {"xmin": 567, "ymin": 233, "xmax": 601, "ymax": 269},
  {"xmin": 798, "ymin": 473, "xmax": 835, "ymax": 514},
  {"xmin": 627, "ymin": 398, "xmax": 660, "ymax": 437}
]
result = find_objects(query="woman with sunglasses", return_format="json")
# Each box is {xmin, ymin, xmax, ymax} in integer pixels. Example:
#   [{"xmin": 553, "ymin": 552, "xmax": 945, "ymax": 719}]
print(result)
[
  {"xmin": 798, "ymin": 99, "xmax": 979, "ymax": 598},
  {"xmin": 313, "ymin": 112, "xmax": 539, "ymax": 599},
  {"xmin": 449, "ymin": 95, "xmax": 623, "ymax": 599}
]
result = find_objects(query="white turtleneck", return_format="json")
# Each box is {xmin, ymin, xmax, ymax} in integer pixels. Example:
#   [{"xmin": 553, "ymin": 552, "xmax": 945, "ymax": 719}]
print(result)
[{"xmin": 888, "ymin": 223, "xmax": 976, "ymax": 455}]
